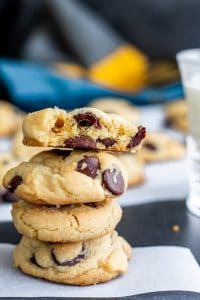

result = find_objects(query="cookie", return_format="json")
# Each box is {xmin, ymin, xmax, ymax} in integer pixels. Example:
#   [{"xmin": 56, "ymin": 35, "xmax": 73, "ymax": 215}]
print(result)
[
  {"xmin": 3, "ymin": 149, "xmax": 128, "ymax": 205},
  {"xmin": 138, "ymin": 132, "xmax": 185, "ymax": 163},
  {"xmin": 13, "ymin": 232, "xmax": 132, "ymax": 286},
  {"xmin": 0, "ymin": 153, "xmax": 20, "ymax": 203},
  {"xmin": 89, "ymin": 97, "xmax": 140, "ymax": 125},
  {"xmin": 12, "ymin": 199, "xmax": 122, "ymax": 242},
  {"xmin": 22, "ymin": 107, "xmax": 146, "ymax": 152},
  {"xmin": 165, "ymin": 100, "xmax": 188, "ymax": 132},
  {"xmin": 0, "ymin": 101, "xmax": 21, "ymax": 137},
  {"xmin": 0, "ymin": 153, "xmax": 20, "ymax": 189},
  {"xmin": 12, "ymin": 128, "xmax": 47, "ymax": 161},
  {"xmin": 116, "ymin": 153, "xmax": 145, "ymax": 187}
]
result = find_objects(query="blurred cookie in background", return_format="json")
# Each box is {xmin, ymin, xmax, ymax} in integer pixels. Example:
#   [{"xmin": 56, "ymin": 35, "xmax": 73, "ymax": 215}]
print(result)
[
  {"xmin": 147, "ymin": 60, "xmax": 179, "ymax": 86},
  {"xmin": 12, "ymin": 128, "xmax": 47, "ymax": 161},
  {"xmin": 138, "ymin": 132, "xmax": 185, "ymax": 163},
  {"xmin": 165, "ymin": 100, "xmax": 188, "ymax": 132},
  {"xmin": 89, "ymin": 97, "xmax": 140, "ymax": 125},
  {"xmin": 116, "ymin": 153, "xmax": 145, "ymax": 187},
  {"xmin": 0, "ymin": 101, "xmax": 22, "ymax": 137},
  {"xmin": 0, "ymin": 153, "xmax": 20, "ymax": 203}
]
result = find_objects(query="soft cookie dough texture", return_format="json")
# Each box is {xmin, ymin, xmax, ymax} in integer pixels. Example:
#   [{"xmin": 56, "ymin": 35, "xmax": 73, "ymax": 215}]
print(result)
[
  {"xmin": 3, "ymin": 149, "xmax": 128, "ymax": 205},
  {"xmin": 22, "ymin": 107, "xmax": 146, "ymax": 152},
  {"xmin": 12, "ymin": 199, "xmax": 122, "ymax": 242},
  {"xmin": 14, "ymin": 232, "xmax": 132, "ymax": 286}
]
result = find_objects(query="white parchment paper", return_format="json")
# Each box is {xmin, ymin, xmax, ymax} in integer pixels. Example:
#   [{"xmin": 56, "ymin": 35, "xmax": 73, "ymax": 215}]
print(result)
[{"xmin": 1, "ymin": 244, "xmax": 200, "ymax": 297}]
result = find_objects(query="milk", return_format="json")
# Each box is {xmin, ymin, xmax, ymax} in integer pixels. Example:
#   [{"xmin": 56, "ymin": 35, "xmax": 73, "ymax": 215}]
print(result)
[
  {"xmin": 185, "ymin": 74, "xmax": 200, "ymax": 142},
  {"xmin": 177, "ymin": 49, "xmax": 200, "ymax": 216},
  {"xmin": 184, "ymin": 74, "xmax": 200, "ymax": 215}
]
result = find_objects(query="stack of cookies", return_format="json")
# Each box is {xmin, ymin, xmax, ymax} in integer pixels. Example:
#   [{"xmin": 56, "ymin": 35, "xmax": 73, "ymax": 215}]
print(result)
[{"xmin": 3, "ymin": 107, "xmax": 146, "ymax": 286}]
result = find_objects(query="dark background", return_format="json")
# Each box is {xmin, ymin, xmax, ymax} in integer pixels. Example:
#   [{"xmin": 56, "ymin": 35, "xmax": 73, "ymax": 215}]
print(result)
[{"xmin": 1, "ymin": 0, "xmax": 200, "ymax": 61}]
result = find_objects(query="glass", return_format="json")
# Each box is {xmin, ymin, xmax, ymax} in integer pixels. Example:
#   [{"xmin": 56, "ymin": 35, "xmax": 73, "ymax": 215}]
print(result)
[{"xmin": 177, "ymin": 49, "xmax": 200, "ymax": 216}]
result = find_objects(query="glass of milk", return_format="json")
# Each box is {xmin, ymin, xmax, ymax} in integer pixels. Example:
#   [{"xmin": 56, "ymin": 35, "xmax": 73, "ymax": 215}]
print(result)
[{"xmin": 177, "ymin": 49, "xmax": 200, "ymax": 216}]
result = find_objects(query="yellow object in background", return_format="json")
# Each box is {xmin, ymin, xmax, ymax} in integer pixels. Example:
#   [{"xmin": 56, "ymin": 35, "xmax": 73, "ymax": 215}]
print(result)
[{"xmin": 88, "ymin": 45, "xmax": 149, "ymax": 92}]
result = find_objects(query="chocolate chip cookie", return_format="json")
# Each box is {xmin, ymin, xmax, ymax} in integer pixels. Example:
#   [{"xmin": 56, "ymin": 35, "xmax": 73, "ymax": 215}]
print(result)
[
  {"xmin": 12, "ymin": 199, "xmax": 122, "ymax": 242},
  {"xmin": 165, "ymin": 100, "xmax": 188, "ymax": 132},
  {"xmin": 0, "ymin": 153, "xmax": 20, "ymax": 203},
  {"xmin": 89, "ymin": 97, "xmax": 140, "ymax": 125},
  {"xmin": 14, "ymin": 231, "xmax": 132, "ymax": 285},
  {"xmin": 22, "ymin": 107, "xmax": 146, "ymax": 152},
  {"xmin": 0, "ymin": 153, "xmax": 20, "ymax": 189},
  {"xmin": 0, "ymin": 101, "xmax": 21, "ymax": 137},
  {"xmin": 3, "ymin": 149, "xmax": 128, "ymax": 205},
  {"xmin": 116, "ymin": 153, "xmax": 145, "ymax": 187},
  {"xmin": 139, "ymin": 132, "xmax": 185, "ymax": 163}
]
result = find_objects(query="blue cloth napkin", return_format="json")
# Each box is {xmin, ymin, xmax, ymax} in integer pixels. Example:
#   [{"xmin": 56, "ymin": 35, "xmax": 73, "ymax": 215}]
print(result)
[{"xmin": 0, "ymin": 59, "xmax": 184, "ymax": 111}]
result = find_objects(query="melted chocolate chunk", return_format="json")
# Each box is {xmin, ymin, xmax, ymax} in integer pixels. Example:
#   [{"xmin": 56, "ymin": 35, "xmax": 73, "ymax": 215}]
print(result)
[
  {"xmin": 76, "ymin": 156, "xmax": 100, "ymax": 179},
  {"xmin": 143, "ymin": 142, "xmax": 157, "ymax": 151},
  {"xmin": 1, "ymin": 191, "xmax": 18, "ymax": 203},
  {"xmin": 97, "ymin": 138, "xmax": 116, "ymax": 147},
  {"xmin": 102, "ymin": 168, "xmax": 125, "ymax": 195},
  {"xmin": 52, "ymin": 245, "xmax": 85, "ymax": 267},
  {"xmin": 7, "ymin": 175, "xmax": 23, "ymax": 193},
  {"xmin": 52, "ymin": 149, "xmax": 72, "ymax": 157},
  {"xmin": 65, "ymin": 136, "xmax": 96, "ymax": 149},
  {"xmin": 74, "ymin": 112, "xmax": 101, "ymax": 128},
  {"xmin": 128, "ymin": 126, "xmax": 146, "ymax": 148}
]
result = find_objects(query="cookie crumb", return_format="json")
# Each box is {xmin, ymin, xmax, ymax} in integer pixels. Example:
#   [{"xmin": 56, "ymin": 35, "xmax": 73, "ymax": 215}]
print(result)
[{"xmin": 172, "ymin": 224, "xmax": 180, "ymax": 233}]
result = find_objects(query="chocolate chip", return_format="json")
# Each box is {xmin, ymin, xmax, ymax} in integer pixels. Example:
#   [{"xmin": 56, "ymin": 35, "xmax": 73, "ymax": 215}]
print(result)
[
  {"xmin": 52, "ymin": 149, "xmax": 72, "ymax": 157},
  {"xmin": 65, "ymin": 136, "xmax": 96, "ymax": 149},
  {"xmin": 77, "ymin": 156, "xmax": 100, "ymax": 179},
  {"xmin": 1, "ymin": 191, "xmax": 18, "ymax": 203},
  {"xmin": 143, "ymin": 142, "xmax": 157, "ymax": 151},
  {"xmin": 52, "ymin": 245, "xmax": 85, "ymax": 267},
  {"xmin": 74, "ymin": 112, "xmax": 101, "ymax": 128},
  {"xmin": 128, "ymin": 126, "xmax": 146, "ymax": 148},
  {"xmin": 7, "ymin": 175, "xmax": 23, "ymax": 193},
  {"xmin": 102, "ymin": 168, "xmax": 125, "ymax": 195},
  {"xmin": 165, "ymin": 117, "xmax": 173, "ymax": 127},
  {"xmin": 97, "ymin": 138, "xmax": 116, "ymax": 147}
]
